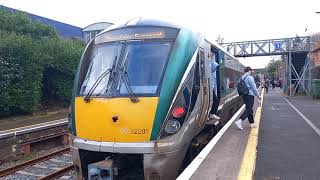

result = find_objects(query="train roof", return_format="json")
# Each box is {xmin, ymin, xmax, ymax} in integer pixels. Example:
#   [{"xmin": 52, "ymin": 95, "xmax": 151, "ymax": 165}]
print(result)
[
  {"xmin": 100, "ymin": 18, "xmax": 182, "ymax": 34},
  {"xmin": 100, "ymin": 18, "xmax": 232, "ymax": 58},
  {"xmin": 96, "ymin": 18, "xmax": 244, "ymax": 71}
]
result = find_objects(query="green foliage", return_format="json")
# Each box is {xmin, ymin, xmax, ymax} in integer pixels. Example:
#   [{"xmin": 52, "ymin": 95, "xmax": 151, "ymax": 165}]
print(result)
[
  {"xmin": 0, "ymin": 9, "xmax": 58, "ymax": 38},
  {"xmin": 41, "ymin": 38, "xmax": 84, "ymax": 103},
  {"xmin": 266, "ymin": 58, "xmax": 282, "ymax": 77},
  {"xmin": 0, "ymin": 32, "xmax": 44, "ymax": 115},
  {"xmin": 0, "ymin": 8, "xmax": 84, "ymax": 116}
]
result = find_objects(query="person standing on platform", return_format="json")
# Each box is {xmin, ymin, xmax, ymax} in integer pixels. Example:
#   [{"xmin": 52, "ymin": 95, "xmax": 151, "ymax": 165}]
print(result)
[
  {"xmin": 264, "ymin": 79, "xmax": 269, "ymax": 93},
  {"xmin": 272, "ymin": 79, "xmax": 276, "ymax": 89},
  {"xmin": 235, "ymin": 66, "xmax": 261, "ymax": 130},
  {"xmin": 209, "ymin": 60, "xmax": 221, "ymax": 120},
  {"xmin": 278, "ymin": 80, "xmax": 282, "ymax": 89}
]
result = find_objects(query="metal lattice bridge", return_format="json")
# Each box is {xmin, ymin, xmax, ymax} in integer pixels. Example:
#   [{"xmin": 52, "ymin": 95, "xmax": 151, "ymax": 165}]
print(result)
[{"xmin": 222, "ymin": 36, "xmax": 312, "ymax": 96}]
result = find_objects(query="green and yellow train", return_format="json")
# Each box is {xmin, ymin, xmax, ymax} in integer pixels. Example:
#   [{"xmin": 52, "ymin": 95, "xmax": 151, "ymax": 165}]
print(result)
[{"xmin": 69, "ymin": 18, "xmax": 244, "ymax": 180}]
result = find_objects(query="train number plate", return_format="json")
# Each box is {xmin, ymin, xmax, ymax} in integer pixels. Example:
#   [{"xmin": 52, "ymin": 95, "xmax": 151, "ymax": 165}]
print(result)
[{"xmin": 120, "ymin": 128, "xmax": 149, "ymax": 135}]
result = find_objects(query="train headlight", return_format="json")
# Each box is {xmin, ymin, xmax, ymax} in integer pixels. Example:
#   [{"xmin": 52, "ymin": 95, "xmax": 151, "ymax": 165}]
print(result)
[
  {"xmin": 159, "ymin": 75, "xmax": 193, "ymax": 138},
  {"xmin": 171, "ymin": 106, "xmax": 186, "ymax": 118},
  {"xmin": 164, "ymin": 119, "xmax": 181, "ymax": 134}
]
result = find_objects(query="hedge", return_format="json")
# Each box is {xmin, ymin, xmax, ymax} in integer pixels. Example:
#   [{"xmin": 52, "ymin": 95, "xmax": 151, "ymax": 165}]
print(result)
[{"xmin": 0, "ymin": 8, "xmax": 85, "ymax": 116}]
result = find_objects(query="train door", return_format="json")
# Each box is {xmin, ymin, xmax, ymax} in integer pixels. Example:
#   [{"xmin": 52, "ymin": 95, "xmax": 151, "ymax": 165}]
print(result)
[
  {"xmin": 197, "ymin": 48, "xmax": 211, "ymax": 126},
  {"xmin": 211, "ymin": 46, "xmax": 221, "ymax": 100}
]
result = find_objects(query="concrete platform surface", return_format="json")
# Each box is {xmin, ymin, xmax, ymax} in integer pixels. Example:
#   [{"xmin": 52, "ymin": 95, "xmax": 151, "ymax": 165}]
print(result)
[
  {"xmin": 188, "ymin": 96, "xmax": 261, "ymax": 180},
  {"xmin": 254, "ymin": 89, "xmax": 320, "ymax": 180},
  {"xmin": 0, "ymin": 108, "xmax": 68, "ymax": 131},
  {"xmin": 180, "ymin": 88, "xmax": 320, "ymax": 180}
]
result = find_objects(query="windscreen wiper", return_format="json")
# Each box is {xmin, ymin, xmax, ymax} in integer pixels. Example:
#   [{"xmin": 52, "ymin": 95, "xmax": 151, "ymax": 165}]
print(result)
[
  {"xmin": 84, "ymin": 55, "xmax": 119, "ymax": 102},
  {"xmin": 120, "ymin": 68, "xmax": 139, "ymax": 103},
  {"xmin": 84, "ymin": 68, "xmax": 112, "ymax": 102}
]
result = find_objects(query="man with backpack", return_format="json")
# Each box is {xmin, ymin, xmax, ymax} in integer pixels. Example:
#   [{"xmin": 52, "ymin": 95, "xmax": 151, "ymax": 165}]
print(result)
[{"xmin": 235, "ymin": 66, "xmax": 261, "ymax": 129}]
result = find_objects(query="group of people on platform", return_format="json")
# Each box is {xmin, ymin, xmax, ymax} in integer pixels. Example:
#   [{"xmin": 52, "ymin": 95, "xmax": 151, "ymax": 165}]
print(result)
[{"xmin": 264, "ymin": 78, "xmax": 282, "ymax": 93}]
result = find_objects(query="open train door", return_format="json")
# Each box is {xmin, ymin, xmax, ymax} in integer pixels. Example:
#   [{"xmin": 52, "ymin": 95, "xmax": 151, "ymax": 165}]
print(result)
[
  {"xmin": 197, "ymin": 48, "xmax": 211, "ymax": 126},
  {"xmin": 211, "ymin": 45, "xmax": 221, "ymax": 100}
]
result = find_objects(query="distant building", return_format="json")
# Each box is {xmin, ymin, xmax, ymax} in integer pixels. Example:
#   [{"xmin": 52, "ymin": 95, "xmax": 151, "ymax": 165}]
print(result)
[
  {"xmin": 276, "ymin": 62, "xmax": 285, "ymax": 80},
  {"xmin": 311, "ymin": 47, "xmax": 320, "ymax": 79},
  {"xmin": 1, "ymin": 5, "xmax": 82, "ymax": 39},
  {"xmin": 310, "ymin": 33, "xmax": 320, "ymax": 79},
  {"xmin": 82, "ymin": 22, "xmax": 113, "ymax": 43},
  {"xmin": 253, "ymin": 68, "xmax": 266, "ymax": 75}
]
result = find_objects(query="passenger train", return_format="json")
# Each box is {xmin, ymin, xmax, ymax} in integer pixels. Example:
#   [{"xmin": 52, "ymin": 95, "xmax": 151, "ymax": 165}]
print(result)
[{"xmin": 68, "ymin": 18, "xmax": 245, "ymax": 180}]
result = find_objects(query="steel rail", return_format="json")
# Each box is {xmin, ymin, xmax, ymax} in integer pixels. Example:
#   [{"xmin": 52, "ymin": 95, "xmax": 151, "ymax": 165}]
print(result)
[
  {"xmin": 0, "ymin": 147, "xmax": 70, "ymax": 177},
  {"xmin": 38, "ymin": 164, "xmax": 74, "ymax": 180}
]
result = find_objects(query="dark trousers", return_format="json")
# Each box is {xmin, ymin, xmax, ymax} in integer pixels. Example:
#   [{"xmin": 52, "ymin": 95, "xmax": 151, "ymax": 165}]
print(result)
[
  {"xmin": 210, "ymin": 92, "xmax": 220, "ymax": 114},
  {"xmin": 265, "ymin": 85, "xmax": 269, "ymax": 93},
  {"xmin": 240, "ymin": 95, "xmax": 254, "ymax": 124}
]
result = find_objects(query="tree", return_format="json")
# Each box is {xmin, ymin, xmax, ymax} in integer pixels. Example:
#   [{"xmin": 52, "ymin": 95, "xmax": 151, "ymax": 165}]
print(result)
[{"xmin": 266, "ymin": 58, "xmax": 282, "ymax": 78}]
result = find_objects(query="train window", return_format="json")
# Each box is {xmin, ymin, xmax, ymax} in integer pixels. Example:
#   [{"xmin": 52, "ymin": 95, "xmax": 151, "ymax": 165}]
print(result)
[
  {"xmin": 199, "ymin": 50, "xmax": 205, "ymax": 81},
  {"xmin": 189, "ymin": 55, "xmax": 200, "ymax": 112},
  {"xmin": 116, "ymin": 42, "xmax": 172, "ymax": 95},
  {"xmin": 79, "ymin": 43, "xmax": 122, "ymax": 96}
]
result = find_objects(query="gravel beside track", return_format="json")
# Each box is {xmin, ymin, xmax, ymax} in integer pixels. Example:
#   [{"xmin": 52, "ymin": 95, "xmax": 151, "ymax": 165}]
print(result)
[{"xmin": 0, "ymin": 148, "xmax": 74, "ymax": 180}]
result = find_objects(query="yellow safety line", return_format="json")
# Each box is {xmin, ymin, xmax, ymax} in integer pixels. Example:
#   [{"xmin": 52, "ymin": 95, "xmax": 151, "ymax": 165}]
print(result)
[{"xmin": 238, "ymin": 88, "xmax": 265, "ymax": 180}]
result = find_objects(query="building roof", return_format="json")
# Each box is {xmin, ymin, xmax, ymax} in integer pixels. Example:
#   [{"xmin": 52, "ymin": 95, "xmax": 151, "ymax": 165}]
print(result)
[
  {"xmin": 1, "ymin": 5, "xmax": 82, "ymax": 39},
  {"xmin": 82, "ymin": 22, "xmax": 114, "ymax": 32}
]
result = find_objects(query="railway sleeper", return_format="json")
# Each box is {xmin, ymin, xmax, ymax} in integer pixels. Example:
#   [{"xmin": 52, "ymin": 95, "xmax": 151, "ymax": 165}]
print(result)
[{"xmin": 21, "ymin": 131, "xmax": 68, "ymax": 155}]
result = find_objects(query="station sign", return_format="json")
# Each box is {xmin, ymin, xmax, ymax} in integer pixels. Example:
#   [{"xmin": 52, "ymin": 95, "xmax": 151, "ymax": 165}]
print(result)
[{"xmin": 274, "ymin": 41, "xmax": 282, "ymax": 50}]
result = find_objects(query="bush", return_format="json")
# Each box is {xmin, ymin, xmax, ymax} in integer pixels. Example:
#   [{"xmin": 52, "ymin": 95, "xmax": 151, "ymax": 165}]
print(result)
[
  {"xmin": 0, "ymin": 32, "xmax": 44, "ymax": 115},
  {"xmin": 0, "ymin": 9, "xmax": 58, "ymax": 38},
  {"xmin": 0, "ymin": 8, "xmax": 84, "ymax": 116},
  {"xmin": 41, "ymin": 38, "xmax": 84, "ymax": 103}
]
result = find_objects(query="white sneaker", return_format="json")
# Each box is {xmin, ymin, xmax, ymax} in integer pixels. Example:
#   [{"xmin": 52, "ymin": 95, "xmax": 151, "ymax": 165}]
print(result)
[
  {"xmin": 235, "ymin": 119, "xmax": 243, "ymax": 130},
  {"xmin": 210, "ymin": 114, "xmax": 221, "ymax": 120},
  {"xmin": 214, "ymin": 114, "xmax": 221, "ymax": 120},
  {"xmin": 250, "ymin": 124, "xmax": 256, "ymax": 128}
]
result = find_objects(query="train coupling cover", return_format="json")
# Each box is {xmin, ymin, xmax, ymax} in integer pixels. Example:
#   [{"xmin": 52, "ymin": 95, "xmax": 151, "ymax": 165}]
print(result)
[{"xmin": 88, "ymin": 158, "xmax": 115, "ymax": 180}]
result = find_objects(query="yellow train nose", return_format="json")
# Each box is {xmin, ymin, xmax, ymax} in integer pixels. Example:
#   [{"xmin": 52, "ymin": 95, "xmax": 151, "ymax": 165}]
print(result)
[{"xmin": 74, "ymin": 97, "xmax": 159, "ymax": 142}]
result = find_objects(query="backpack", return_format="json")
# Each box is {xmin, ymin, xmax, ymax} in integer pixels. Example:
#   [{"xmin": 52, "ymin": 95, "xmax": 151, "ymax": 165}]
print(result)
[{"xmin": 237, "ymin": 76, "xmax": 250, "ymax": 96}]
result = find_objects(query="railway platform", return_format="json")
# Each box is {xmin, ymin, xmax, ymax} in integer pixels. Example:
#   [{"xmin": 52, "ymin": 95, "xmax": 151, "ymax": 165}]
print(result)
[
  {"xmin": 0, "ymin": 108, "xmax": 69, "ymax": 159},
  {"xmin": 178, "ymin": 88, "xmax": 320, "ymax": 180},
  {"xmin": 0, "ymin": 108, "xmax": 68, "ymax": 132}
]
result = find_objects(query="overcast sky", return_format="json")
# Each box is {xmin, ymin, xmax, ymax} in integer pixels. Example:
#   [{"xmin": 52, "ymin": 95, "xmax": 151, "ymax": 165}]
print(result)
[{"xmin": 1, "ymin": 0, "xmax": 320, "ymax": 68}]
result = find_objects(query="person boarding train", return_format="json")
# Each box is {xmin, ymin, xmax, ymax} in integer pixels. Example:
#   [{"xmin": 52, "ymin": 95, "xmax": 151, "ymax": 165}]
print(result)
[
  {"xmin": 235, "ymin": 66, "xmax": 261, "ymax": 129},
  {"xmin": 209, "ymin": 60, "xmax": 221, "ymax": 120}
]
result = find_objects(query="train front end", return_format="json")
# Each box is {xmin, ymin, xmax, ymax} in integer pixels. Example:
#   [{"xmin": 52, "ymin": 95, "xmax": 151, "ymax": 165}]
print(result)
[{"xmin": 69, "ymin": 20, "xmax": 200, "ymax": 180}]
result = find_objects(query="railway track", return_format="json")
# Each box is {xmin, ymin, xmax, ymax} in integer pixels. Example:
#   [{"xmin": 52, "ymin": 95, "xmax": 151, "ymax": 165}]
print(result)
[{"xmin": 0, "ymin": 147, "xmax": 74, "ymax": 180}]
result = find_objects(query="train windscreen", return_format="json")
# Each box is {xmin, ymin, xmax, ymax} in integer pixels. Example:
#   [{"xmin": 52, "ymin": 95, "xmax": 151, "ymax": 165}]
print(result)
[
  {"xmin": 79, "ymin": 43, "xmax": 122, "ymax": 96},
  {"xmin": 116, "ymin": 41, "xmax": 172, "ymax": 95},
  {"xmin": 79, "ymin": 26, "xmax": 179, "ymax": 97}
]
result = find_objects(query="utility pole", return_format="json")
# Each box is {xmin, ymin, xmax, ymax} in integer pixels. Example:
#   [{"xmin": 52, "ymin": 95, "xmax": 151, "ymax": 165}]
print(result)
[{"xmin": 216, "ymin": 35, "xmax": 224, "ymax": 45}]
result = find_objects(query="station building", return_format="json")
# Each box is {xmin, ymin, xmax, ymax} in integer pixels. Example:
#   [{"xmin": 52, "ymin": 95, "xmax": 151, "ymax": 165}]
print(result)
[{"xmin": 82, "ymin": 22, "xmax": 113, "ymax": 44}]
